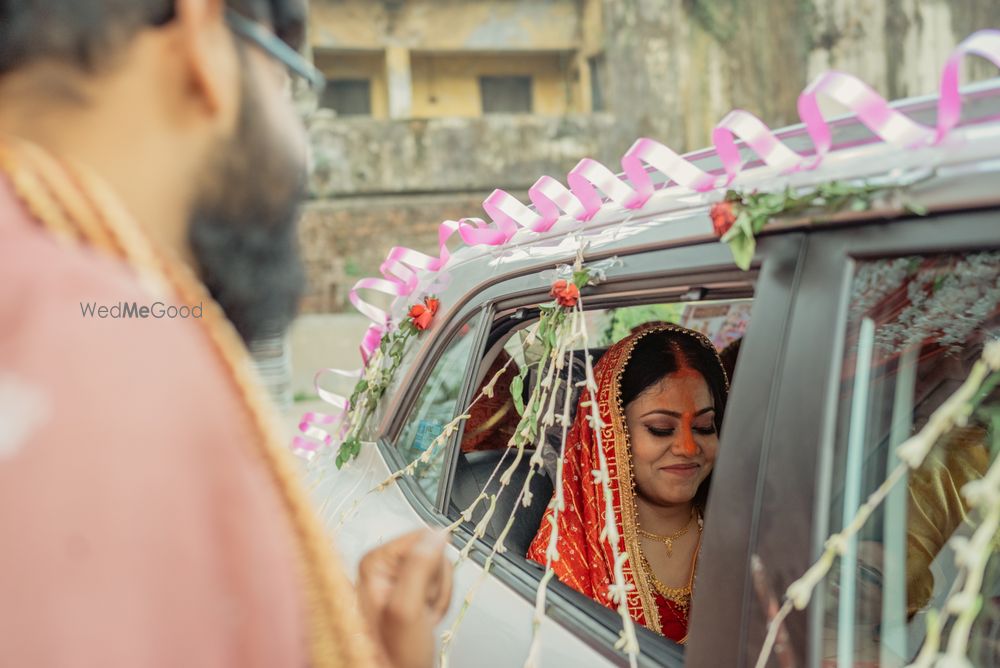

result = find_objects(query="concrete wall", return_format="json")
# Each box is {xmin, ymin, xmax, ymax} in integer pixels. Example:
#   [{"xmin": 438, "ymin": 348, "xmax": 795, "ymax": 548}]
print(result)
[
  {"xmin": 601, "ymin": 0, "xmax": 1000, "ymax": 156},
  {"xmin": 306, "ymin": 112, "xmax": 618, "ymax": 198},
  {"xmin": 298, "ymin": 111, "xmax": 619, "ymax": 313},
  {"xmin": 298, "ymin": 192, "xmax": 490, "ymax": 314}
]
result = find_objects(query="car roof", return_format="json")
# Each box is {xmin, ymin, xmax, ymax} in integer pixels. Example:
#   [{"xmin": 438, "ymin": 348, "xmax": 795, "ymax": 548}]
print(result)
[{"xmin": 382, "ymin": 80, "xmax": 1000, "ymax": 331}]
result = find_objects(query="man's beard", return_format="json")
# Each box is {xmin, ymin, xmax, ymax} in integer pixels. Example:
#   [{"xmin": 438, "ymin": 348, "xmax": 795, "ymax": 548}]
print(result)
[{"xmin": 188, "ymin": 69, "xmax": 307, "ymax": 345}]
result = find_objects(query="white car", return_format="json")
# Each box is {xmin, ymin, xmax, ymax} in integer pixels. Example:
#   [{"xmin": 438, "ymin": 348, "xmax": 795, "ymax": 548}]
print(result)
[{"xmin": 309, "ymin": 79, "xmax": 1000, "ymax": 667}]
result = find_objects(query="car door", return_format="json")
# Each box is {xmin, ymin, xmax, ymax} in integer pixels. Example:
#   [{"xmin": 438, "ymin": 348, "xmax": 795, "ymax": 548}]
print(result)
[
  {"xmin": 403, "ymin": 234, "xmax": 805, "ymax": 666},
  {"xmin": 317, "ymin": 221, "xmax": 808, "ymax": 666},
  {"xmin": 314, "ymin": 294, "xmax": 634, "ymax": 668},
  {"xmin": 723, "ymin": 210, "xmax": 1000, "ymax": 668}
]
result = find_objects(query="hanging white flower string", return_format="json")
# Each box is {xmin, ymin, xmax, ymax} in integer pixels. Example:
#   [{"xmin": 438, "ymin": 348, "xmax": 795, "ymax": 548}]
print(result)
[
  {"xmin": 575, "ymin": 297, "xmax": 641, "ymax": 666},
  {"xmin": 329, "ymin": 356, "xmax": 517, "ymax": 530},
  {"xmin": 439, "ymin": 299, "xmax": 576, "ymax": 667},
  {"xmin": 909, "ymin": 383, "xmax": 1000, "ymax": 666},
  {"xmin": 316, "ymin": 250, "xmax": 640, "ymax": 666},
  {"xmin": 436, "ymin": 250, "xmax": 640, "ymax": 668},
  {"xmin": 524, "ymin": 342, "xmax": 576, "ymax": 668},
  {"xmin": 446, "ymin": 306, "xmax": 569, "ymax": 561},
  {"xmin": 754, "ymin": 340, "xmax": 1000, "ymax": 668},
  {"xmin": 376, "ymin": 355, "xmax": 518, "ymax": 493}
]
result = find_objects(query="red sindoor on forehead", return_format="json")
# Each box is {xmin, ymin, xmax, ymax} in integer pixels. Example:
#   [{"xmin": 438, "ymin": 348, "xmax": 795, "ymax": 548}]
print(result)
[{"xmin": 667, "ymin": 340, "xmax": 699, "ymax": 377}]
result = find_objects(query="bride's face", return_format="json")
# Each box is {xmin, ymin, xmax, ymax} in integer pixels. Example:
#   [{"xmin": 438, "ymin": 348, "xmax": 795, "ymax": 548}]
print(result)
[{"xmin": 625, "ymin": 370, "xmax": 718, "ymax": 507}]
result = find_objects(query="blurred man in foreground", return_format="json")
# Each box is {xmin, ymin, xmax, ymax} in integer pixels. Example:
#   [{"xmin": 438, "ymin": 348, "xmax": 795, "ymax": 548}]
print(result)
[{"xmin": 0, "ymin": 1, "xmax": 450, "ymax": 666}]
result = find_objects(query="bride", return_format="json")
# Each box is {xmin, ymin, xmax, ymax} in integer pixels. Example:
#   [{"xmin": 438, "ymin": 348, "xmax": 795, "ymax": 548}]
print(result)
[{"xmin": 528, "ymin": 324, "xmax": 729, "ymax": 644}]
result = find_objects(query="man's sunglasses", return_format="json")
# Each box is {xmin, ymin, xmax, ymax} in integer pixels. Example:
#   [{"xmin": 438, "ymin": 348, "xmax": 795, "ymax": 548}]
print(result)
[{"xmin": 224, "ymin": 8, "xmax": 326, "ymax": 92}]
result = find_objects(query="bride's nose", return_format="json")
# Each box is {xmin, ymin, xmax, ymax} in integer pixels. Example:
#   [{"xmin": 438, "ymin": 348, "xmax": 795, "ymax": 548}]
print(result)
[{"xmin": 672, "ymin": 425, "xmax": 698, "ymax": 456}]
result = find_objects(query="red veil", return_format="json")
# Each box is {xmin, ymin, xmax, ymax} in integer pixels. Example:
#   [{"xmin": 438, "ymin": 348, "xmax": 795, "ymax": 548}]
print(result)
[{"xmin": 527, "ymin": 324, "xmax": 724, "ymax": 644}]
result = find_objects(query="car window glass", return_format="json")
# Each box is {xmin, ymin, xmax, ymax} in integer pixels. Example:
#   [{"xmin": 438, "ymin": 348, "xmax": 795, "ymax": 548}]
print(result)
[
  {"xmin": 822, "ymin": 251, "xmax": 1000, "ymax": 666},
  {"xmin": 396, "ymin": 310, "xmax": 484, "ymax": 500}
]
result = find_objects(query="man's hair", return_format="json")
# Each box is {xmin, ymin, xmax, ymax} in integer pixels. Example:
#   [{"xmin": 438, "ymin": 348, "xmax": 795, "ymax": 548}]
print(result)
[{"xmin": 0, "ymin": 0, "xmax": 305, "ymax": 75}]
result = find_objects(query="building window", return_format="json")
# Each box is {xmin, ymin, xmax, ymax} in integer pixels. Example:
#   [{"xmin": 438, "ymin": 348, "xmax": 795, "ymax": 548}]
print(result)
[
  {"xmin": 321, "ymin": 79, "xmax": 372, "ymax": 116},
  {"xmin": 479, "ymin": 76, "xmax": 533, "ymax": 114},
  {"xmin": 588, "ymin": 54, "xmax": 606, "ymax": 112}
]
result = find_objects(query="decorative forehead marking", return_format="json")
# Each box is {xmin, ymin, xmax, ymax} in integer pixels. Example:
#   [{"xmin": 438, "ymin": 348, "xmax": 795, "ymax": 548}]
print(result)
[{"xmin": 611, "ymin": 324, "xmax": 730, "ymax": 402}]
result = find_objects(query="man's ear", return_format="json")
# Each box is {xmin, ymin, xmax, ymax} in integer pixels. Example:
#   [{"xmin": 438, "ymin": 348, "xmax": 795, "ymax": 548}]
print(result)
[{"xmin": 174, "ymin": 0, "xmax": 237, "ymax": 118}]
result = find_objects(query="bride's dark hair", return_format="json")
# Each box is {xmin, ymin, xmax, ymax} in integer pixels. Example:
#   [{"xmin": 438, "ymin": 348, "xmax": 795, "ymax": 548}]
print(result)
[{"xmin": 619, "ymin": 327, "xmax": 729, "ymax": 510}]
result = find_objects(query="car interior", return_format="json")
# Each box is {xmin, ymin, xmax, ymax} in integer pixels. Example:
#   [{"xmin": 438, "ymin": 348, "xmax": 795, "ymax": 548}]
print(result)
[{"xmin": 447, "ymin": 297, "xmax": 752, "ymax": 563}]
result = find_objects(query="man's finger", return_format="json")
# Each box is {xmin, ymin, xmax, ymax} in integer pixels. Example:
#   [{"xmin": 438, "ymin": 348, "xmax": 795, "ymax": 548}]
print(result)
[
  {"xmin": 358, "ymin": 531, "xmax": 427, "ymax": 584},
  {"xmin": 431, "ymin": 549, "xmax": 453, "ymax": 620},
  {"xmin": 385, "ymin": 530, "xmax": 449, "ymax": 625}
]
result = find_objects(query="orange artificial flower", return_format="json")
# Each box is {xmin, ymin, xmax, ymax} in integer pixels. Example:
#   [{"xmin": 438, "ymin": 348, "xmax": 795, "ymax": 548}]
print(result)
[
  {"xmin": 408, "ymin": 296, "xmax": 440, "ymax": 331},
  {"xmin": 550, "ymin": 279, "xmax": 580, "ymax": 308},
  {"xmin": 710, "ymin": 200, "xmax": 738, "ymax": 237}
]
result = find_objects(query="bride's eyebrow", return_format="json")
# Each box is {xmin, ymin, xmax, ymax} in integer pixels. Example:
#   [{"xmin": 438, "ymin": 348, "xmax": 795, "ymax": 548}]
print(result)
[{"xmin": 640, "ymin": 407, "xmax": 715, "ymax": 418}]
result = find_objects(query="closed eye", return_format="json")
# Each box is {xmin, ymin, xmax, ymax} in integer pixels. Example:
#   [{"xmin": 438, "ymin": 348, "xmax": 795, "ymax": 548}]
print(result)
[{"xmin": 646, "ymin": 425, "xmax": 716, "ymax": 437}]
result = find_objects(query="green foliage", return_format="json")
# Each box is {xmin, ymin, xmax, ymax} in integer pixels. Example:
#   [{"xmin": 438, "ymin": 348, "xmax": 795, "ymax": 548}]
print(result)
[
  {"xmin": 973, "ymin": 370, "xmax": 1000, "ymax": 458},
  {"xmin": 720, "ymin": 181, "xmax": 919, "ymax": 271},
  {"xmin": 510, "ymin": 371, "xmax": 525, "ymax": 416},
  {"xmin": 334, "ymin": 297, "xmax": 437, "ymax": 468},
  {"xmin": 599, "ymin": 303, "xmax": 685, "ymax": 346},
  {"xmin": 335, "ymin": 437, "xmax": 361, "ymax": 468}
]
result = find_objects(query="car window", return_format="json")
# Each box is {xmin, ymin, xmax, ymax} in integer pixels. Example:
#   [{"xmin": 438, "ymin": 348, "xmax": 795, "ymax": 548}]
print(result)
[
  {"xmin": 395, "ymin": 310, "xmax": 485, "ymax": 500},
  {"xmin": 448, "ymin": 293, "xmax": 752, "ymax": 648},
  {"xmin": 821, "ymin": 251, "xmax": 1000, "ymax": 666}
]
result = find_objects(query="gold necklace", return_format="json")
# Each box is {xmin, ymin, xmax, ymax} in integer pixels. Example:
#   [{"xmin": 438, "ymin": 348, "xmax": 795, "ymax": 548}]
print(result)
[
  {"xmin": 0, "ymin": 136, "xmax": 373, "ymax": 668},
  {"xmin": 637, "ymin": 508, "xmax": 695, "ymax": 557},
  {"xmin": 638, "ymin": 523, "xmax": 702, "ymax": 613}
]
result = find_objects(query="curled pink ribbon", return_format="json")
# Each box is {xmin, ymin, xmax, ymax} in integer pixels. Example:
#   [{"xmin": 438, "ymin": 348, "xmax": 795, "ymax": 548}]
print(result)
[{"xmin": 294, "ymin": 29, "xmax": 1000, "ymax": 455}]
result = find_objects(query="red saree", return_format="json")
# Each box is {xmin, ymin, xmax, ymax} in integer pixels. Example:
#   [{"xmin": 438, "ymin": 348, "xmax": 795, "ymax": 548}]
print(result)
[{"xmin": 527, "ymin": 324, "xmax": 717, "ymax": 644}]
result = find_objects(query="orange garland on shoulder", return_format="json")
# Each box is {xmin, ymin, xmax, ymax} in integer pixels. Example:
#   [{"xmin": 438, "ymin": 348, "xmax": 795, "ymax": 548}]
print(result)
[{"xmin": 0, "ymin": 135, "xmax": 374, "ymax": 668}]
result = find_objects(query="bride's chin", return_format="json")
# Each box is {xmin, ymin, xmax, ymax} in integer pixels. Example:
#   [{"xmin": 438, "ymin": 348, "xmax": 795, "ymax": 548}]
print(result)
[{"xmin": 652, "ymin": 488, "xmax": 698, "ymax": 506}]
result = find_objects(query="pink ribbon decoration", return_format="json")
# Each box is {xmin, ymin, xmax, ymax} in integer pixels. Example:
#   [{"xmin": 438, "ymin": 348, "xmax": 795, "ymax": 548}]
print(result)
[
  {"xmin": 292, "ymin": 411, "xmax": 339, "ymax": 453},
  {"xmin": 526, "ymin": 175, "xmax": 591, "ymax": 223},
  {"xmin": 566, "ymin": 157, "xmax": 644, "ymax": 219},
  {"xmin": 712, "ymin": 110, "xmax": 806, "ymax": 183},
  {"xmin": 937, "ymin": 30, "xmax": 1000, "ymax": 140},
  {"xmin": 621, "ymin": 137, "xmax": 718, "ymax": 203},
  {"xmin": 798, "ymin": 70, "xmax": 935, "ymax": 161},
  {"xmin": 293, "ymin": 29, "xmax": 1000, "ymax": 456},
  {"xmin": 290, "ymin": 366, "xmax": 362, "ymax": 453}
]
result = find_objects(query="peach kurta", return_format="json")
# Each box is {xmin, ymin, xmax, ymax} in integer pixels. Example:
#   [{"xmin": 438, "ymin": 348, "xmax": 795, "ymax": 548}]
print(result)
[{"xmin": 0, "ymin": 174, "xmax": 306, "ymax": 667}]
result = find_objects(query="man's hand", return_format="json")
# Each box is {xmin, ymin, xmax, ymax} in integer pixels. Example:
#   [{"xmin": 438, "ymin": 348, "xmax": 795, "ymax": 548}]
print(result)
[{"xmin": 358, "ymin": 530, "xmax": 453, "ymax": 668}]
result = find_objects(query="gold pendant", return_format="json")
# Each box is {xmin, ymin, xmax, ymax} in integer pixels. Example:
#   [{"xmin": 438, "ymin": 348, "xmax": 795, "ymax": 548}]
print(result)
[{"xmin": 665, "ymin": 538, "xmax": 673, "ymax": 557}]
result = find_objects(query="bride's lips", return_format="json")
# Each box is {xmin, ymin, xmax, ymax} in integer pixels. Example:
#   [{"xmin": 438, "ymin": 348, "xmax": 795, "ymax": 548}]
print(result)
[{"xmin": 658, "ymin": 463, "xmax": 700, "ymax": 478}]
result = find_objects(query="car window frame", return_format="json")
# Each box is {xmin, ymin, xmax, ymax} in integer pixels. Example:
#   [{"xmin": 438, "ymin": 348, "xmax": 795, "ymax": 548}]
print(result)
[
  {"xmin": 685, "ymin": 231, "xmax": 807, "ymax": 666},
  {"xmin": 376, "ymin": 302, "xmax": 491, "ymax": 504},
  {"xmin": 398, "ymin": 236, "xmax": 794, "ymax": 666},
  {"xmin": 734, "ymin": 210, "xmax": 1000, "ymax": 668}
]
